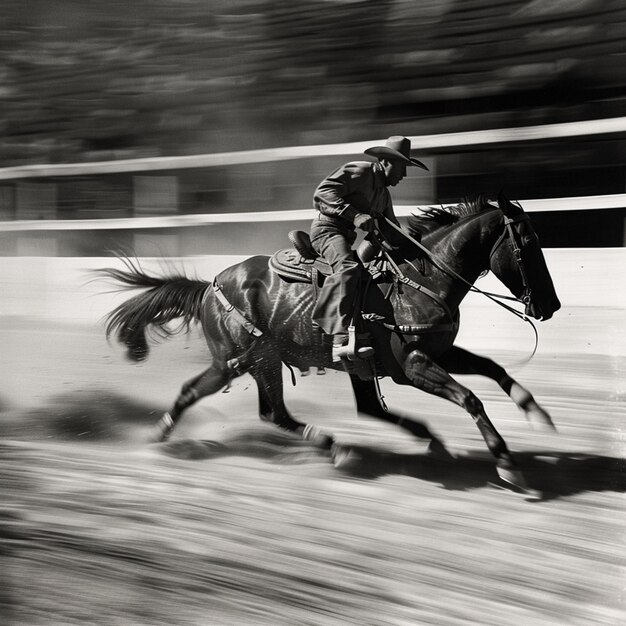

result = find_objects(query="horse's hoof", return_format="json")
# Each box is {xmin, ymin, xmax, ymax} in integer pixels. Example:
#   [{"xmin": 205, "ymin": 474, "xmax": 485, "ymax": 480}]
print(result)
[
  {"xmin": 526, "ymin": 407, "xmax": 557, "ymax": 432},
  {"xmin": 302, "ymin": 425, "xmax": 334, "ymax": 450},
  {"xmin": 331, "ymin": 444, "xmax": 358, "ymax": 470},
  {"xmin": 496, "ymin": 465, "xmax": 542, "ymax": 501},
  {"xmin": 150, "ymin": 429, "xmax": 168, "ymax": 444}
]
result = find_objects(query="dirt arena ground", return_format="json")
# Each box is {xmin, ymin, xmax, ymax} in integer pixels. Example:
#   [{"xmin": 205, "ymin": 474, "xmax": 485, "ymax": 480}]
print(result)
[{"xmin": 1, "ymin": 314, "xmax": 624, "ymax": 625}]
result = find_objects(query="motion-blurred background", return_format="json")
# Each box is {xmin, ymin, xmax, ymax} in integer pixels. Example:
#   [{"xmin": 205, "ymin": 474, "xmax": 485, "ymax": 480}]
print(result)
[
  {"xmin": 1, "ymin": 7, "xmax": 624, "ymax": 625},
  {"xmin": 0, "ymin": 0, "xmax": 625, "ymax": 258}
]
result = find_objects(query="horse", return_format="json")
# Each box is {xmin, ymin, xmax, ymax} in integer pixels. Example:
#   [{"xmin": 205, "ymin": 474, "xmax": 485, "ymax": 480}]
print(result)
[{"xmin": 99, "ymin": 193, "xmax": 560, "ymax": 495}]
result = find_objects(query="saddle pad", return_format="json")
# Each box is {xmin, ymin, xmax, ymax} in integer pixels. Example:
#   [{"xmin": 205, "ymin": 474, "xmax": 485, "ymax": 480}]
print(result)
[{"xmin": 269, "ymin": 248, "xmax": 331, "ymax": 283}]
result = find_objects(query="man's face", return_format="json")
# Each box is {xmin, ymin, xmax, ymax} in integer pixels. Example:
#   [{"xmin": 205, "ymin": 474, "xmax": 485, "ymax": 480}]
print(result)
[{"xmin": 382, "ymin": 159, "xmax": 407, "ymax": 186}]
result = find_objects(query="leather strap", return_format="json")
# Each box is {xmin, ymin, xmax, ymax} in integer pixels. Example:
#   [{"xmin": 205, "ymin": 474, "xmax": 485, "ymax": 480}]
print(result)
[
  {"xmin": 362, "ymin": 312, "xmax": 459, "ymax": 336},
  {"xmin": 212, "ymin": 279, "xmax": 264, "ymax": 337}
]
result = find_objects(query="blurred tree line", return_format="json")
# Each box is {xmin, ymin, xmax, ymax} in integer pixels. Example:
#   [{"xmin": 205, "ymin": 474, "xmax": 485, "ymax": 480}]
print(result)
[{"xmin": 1, "ymin": 0, "xmax": 625, "ymax": 167}]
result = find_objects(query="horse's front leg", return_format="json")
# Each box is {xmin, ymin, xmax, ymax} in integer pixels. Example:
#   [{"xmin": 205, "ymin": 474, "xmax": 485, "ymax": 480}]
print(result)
[
  {"xmin": 402, "ymin": 349, "xmax": 533, "ymax": 493},
  {"xmin": 439, "ymin": 346, "xmax": 556, "ymax": 431}
]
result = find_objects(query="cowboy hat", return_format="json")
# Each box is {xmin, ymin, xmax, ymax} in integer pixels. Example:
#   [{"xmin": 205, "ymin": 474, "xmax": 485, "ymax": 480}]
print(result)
[{"xmin": 364, "ymin": 136, "xmax": 428, "ymax": 170}]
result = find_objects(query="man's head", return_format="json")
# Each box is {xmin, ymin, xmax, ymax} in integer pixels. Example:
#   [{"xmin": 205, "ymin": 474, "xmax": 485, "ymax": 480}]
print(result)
[
  {"xmin": 381, "ymin": 158, "xmax": 407, "ymax": 187},
  {"xmin": 364, "ymin": 136, "xmax": 428, "ymax": 186}
]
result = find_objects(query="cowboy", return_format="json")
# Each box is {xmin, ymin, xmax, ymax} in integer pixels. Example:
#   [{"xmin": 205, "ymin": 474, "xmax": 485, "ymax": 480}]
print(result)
[{"xmin": 310, "ymin": 136, "xmax": 429, "ymax": 361}]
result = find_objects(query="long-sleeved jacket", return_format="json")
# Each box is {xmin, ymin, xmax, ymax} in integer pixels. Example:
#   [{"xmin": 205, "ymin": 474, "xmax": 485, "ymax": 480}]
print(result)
[
  {"xmin": 313, "ymin": 160, "xmax": 401, "ymax": 238},
  {"xmin": 314, "ymin": 161, "xmax": 393, "ymax": 220}
]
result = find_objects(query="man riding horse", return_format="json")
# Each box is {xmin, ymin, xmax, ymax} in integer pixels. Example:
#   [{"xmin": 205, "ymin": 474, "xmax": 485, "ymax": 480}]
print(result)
[{"xmin": 310, "ymin": 136, "xmax": 429, "ymax": 361}]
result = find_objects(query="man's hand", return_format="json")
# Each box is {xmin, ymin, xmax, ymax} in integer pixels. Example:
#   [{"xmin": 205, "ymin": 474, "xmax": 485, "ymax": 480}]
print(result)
[{"xmin": 353, "ymin": 213, "xmax": 376, "ymax": 232}]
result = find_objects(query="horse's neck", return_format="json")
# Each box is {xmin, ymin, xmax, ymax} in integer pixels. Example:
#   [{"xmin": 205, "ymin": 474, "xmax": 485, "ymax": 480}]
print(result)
[{"xmin": 416, "ymin": 210, "xmax": 500, "ymax": 307}]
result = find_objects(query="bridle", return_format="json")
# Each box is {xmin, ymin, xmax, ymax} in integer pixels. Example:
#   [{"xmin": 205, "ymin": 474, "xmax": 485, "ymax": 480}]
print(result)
[
  {"xmin": 379, "ymin": 212, "xmax": 540, "ymax": 360},
  {"xmin": 488, "ymin": 213, "xmax": 535, "ymax": 308},
  {"xmin": 381, "ymin": 214, "xmax": 533, "ymax": 313}
]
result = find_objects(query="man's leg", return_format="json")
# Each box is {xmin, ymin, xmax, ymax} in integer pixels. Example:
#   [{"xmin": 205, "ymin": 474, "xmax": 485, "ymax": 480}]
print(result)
[{"xmin": 311, "ymin": 232, "xmax": 361, "ymax": 352}]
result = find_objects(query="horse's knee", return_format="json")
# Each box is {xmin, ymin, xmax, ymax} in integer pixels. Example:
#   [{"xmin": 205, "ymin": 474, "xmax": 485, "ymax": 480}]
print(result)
[
  {"xmin": 462, "ymin": 392, "xmax": 484, "ymax": 417},
  {"xmin": 403, "ymin": 351, "xmax": 449, "ymax": 393},
  {"xmin": 404, "ymin": 350, "xmax": 428, "ymax": 375}
]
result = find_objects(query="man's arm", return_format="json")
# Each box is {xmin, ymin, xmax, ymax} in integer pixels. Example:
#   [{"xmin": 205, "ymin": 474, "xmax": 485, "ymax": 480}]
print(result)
[
  {"xmin": 313, "ymin": 162, "xmax": 373, "ymax": 222},
  {"xmin": 382, "ymin": 197, "xmax": 400, "ymax": 226}
]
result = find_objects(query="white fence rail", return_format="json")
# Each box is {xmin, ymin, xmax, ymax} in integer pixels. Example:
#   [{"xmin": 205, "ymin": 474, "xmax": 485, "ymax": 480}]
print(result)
[
  {"xmin": 0, "ymin": 194, "xmax": 623, "ymax": 232},
  {"xmin": 1, "ymin": 118, "xmax": 624, "ymax": 233},
  {"xmin": 1, "ymin": 117, "xmax": 625, "ymax": 181}
]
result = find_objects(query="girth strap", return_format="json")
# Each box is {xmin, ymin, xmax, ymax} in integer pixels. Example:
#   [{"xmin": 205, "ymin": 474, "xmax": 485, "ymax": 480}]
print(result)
[
  {"xmin": 212, "ymin": 279, "xmax": 264, "ymax": 337},
  {"xmin": 362, "ymin": 312, "xmax": 459, "ymax": 336}
]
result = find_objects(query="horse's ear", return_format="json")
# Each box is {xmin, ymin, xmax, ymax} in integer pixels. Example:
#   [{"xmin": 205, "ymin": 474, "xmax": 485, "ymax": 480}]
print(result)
[{"xmin": 497, "ymin": 191, "xmax": 523, "ymax": 217}]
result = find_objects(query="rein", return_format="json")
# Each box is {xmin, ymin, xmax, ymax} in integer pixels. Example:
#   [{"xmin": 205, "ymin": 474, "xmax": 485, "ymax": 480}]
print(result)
[{"xmin": 381, "ymin": 215, "xmax": 539, "ymax": 362}]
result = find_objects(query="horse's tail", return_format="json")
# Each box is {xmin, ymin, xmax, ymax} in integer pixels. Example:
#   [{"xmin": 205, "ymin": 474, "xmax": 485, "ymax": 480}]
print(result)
[{"xmin": 97, "ymin": 258, "xmax": 209, "ymax": 361}]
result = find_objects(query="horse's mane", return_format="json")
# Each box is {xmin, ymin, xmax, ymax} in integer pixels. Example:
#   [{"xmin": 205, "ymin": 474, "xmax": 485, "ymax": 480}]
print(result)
[{"xmin": 406, "ymin": 194, "xmax": 498, "ymax": 239}]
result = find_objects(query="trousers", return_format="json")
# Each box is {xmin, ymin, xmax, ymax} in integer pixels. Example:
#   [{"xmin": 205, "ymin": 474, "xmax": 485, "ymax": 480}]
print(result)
[{"xmin": 310, "ymin": 217, "xmax": 361, "ymax": 336}]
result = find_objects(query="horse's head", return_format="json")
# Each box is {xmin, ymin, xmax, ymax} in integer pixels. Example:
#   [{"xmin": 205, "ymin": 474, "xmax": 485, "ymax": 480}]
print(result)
[{"xmin": 489, "ymin": 193, "xmax": 561, "ymax": 321}]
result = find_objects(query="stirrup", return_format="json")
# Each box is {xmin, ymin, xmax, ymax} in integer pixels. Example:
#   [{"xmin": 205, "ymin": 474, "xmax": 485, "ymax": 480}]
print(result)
[
  {"xmin": 332, "ymin": 344, "xmax": 374, "ymax": 362},
  {"xmin": 332, "ymin": 326, "xmax": 374, "ymax": 362}
]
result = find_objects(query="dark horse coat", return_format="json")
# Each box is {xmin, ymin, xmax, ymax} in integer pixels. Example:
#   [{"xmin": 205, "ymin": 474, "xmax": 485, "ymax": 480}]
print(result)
[{"xmin": 100, "ymin": 195, "xmax": 560, "ymax": 495}]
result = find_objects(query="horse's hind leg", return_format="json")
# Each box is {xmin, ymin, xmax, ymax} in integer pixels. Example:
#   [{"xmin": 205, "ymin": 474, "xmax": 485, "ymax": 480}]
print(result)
[
  {"xmin": 153, "ymin": 365, "xmax": 230, "ymax": 442},
  {"xmin": 349, "ymin": 376, "xmax": 453, "ymax": 460},
  {"xmin": 250, "ymin": 352, "xmax": 334, "ymax": 449},
  {"xmin": 439, "ymin": 346, "xmax": 556, "ymax": 431}
]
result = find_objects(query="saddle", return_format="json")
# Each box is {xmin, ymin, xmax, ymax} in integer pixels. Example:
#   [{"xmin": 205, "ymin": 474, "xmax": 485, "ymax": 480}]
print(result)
[
  {"xmin": 269, "ymin": 231, "xmax": 379, "ymax": 380},
  {"xmin": 268, "ymin": 231, "xmax": 329, "ymax": 283},
  {"xmin": 268, "ymin": 230, "xmax": 379, "ymax": 284}
]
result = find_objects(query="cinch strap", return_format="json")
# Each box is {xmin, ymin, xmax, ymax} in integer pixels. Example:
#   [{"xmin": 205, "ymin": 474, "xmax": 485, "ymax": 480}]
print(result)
[
  {"xmin": 362, "ymin": 312, "xmax": 459, "ymax": 335},
  {"xmin": 212, "ymin": 279, "xmax": 264, "ymax": 337}
]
